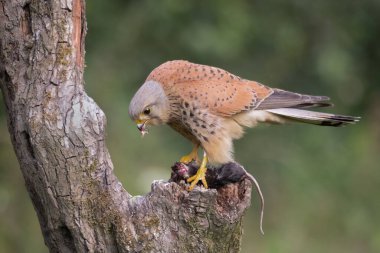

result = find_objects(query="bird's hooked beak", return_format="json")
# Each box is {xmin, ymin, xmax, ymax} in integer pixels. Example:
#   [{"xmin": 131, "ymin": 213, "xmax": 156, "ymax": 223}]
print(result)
[{"xmin": 135, "ymin": 119, "xmax": 149, "ymax": 137}]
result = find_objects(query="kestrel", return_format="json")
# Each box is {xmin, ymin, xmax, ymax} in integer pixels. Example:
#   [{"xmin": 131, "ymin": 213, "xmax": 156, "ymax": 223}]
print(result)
[{"xmin": 129, "ymin": 60, "xmax": 359, "ymax": 191}]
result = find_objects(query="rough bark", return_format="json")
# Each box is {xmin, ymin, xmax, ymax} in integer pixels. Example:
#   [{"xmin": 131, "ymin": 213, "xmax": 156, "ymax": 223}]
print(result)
[{"xmin": 0, "ymin": 0, "xmax": 253, "ymax": 252}]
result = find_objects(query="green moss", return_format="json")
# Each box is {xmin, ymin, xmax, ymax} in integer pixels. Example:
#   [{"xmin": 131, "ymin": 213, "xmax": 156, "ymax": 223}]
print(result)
[
  {"xmin": 56, "ymin": 44, "xmax": 71, "ymax": 67},
  {"xmin": 87, "ymin": 159, "xmax": 98, "ymax": 173},
  {"xmin": 144, "ymin": 215, "xmax": 160, "ymax": 229}
]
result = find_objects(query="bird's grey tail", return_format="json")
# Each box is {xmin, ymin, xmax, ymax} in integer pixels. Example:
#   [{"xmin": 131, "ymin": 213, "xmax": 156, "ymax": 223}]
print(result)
[{"xmin": 266, "ymin": 108, "xmax": 360, "ymax": 127}]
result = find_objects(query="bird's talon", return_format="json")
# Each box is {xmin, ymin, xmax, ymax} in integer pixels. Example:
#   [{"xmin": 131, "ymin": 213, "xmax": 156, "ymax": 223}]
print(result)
[
  {"xmin": 187, "ymin": 165, "xmax": 208, "ymax": 191},
  {"xmin": 179, "ymin": 145, "xmax": 199, "ymax": 164},
  {"xmin": 180, "ymin": 154, "xmax": 195, "ymax": 164},
  {"xmin": 201, "ymin": 177, "xmax": 208, "ymax": 189}
]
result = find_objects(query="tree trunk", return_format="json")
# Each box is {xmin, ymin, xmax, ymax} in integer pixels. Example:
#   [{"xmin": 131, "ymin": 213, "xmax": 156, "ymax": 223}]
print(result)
[{"xmin": 0, "ymin": 0, "xmax": 253, "ymax": 252}]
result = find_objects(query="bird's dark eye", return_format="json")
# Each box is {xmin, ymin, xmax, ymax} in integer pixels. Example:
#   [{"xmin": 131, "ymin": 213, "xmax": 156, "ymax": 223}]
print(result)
[{"xmin": 143, "ymin": 108, "xmax": 151, "ymax": 115}]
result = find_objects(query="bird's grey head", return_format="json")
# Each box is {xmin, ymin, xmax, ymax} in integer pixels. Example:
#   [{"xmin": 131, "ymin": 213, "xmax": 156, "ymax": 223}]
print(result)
[{"xmin": 129, "ymin": 80, "xmax": 170, "ymax": 136}]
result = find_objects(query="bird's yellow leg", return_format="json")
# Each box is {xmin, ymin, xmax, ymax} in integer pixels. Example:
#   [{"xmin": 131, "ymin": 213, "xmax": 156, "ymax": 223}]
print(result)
[
  {"xmin": 180, "ymin": 144, "xmax": 199, "ymax": 164},
  {"xmin": 187, "ymin": 151, "xmax": 208, "ymax": 190}
]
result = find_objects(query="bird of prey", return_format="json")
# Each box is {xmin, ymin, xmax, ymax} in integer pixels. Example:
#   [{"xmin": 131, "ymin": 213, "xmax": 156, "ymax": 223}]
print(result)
[{"xmin": 129, "ymin": 60, "xmax": 359, "ymax": 191}]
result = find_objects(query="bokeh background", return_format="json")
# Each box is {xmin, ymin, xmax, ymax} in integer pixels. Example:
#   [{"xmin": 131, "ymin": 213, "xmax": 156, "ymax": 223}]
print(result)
[{"xmin": 1, "ymin": 0, "xmax": 379, "ymax": 252}]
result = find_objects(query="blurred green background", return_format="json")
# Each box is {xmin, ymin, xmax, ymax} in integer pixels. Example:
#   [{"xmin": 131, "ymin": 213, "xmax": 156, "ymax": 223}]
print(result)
[{"xmin": 1, "ymin": 0, "xmax": 379, "ymax": 252}]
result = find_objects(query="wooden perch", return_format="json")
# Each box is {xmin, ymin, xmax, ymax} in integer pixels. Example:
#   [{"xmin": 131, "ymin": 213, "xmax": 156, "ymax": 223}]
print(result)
[{"xmin": 0, "ymin": 0, "xmax": 254, "ymax": 252}]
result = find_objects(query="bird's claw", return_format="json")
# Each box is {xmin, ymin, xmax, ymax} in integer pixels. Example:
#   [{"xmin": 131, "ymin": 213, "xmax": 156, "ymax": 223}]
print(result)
[
  {"xmin": 179, "ymin": 145, "xmax": 199, "ymax": 164},
  {"xmin": 180, "ymin": 154, "xmax": 197, "ymax": 164},
  {"xmin": 187, "ymin": 165, "xmax": 208, "ymax": 191}
]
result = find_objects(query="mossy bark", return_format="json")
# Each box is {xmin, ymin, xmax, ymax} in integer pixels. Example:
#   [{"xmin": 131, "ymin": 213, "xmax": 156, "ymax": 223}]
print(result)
[{"xmin": 0, "ymin": 0, "xmax": 253, "ymax": 252}]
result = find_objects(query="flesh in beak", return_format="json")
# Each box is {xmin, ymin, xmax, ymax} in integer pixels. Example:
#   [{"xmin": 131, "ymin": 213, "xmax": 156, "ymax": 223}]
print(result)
[{"xmin": 136, "ymin": 122, "xmax": 148, "ymax": 137}]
